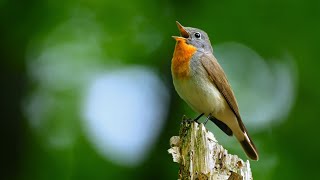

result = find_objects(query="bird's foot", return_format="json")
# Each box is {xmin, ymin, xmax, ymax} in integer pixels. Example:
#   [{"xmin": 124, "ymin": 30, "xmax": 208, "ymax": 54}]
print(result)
[
  {"xmin": 182, "ymin": 113, "xmax": 204, "ymax": 124},
  {"xmin": 182, "ymin": 115, "xmax": 193, "ymax": 123}
]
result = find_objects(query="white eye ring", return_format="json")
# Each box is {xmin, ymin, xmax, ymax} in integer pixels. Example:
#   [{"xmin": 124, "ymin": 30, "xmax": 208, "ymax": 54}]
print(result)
[{"xmin": 194, "ymin": 32, "xmax": 201, "ymax": 39}]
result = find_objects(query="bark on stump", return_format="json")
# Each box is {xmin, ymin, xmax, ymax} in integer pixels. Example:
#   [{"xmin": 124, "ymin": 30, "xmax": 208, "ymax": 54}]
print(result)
[{"xmin": 168, "ymin": 116, "xmax": 253, "ymax": 180}]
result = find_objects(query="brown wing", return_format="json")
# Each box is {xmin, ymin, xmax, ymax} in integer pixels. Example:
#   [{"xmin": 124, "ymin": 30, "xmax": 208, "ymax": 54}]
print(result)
[{"xmin": 200, "ymin": 53, "xmax": 245, "ymax": 132}]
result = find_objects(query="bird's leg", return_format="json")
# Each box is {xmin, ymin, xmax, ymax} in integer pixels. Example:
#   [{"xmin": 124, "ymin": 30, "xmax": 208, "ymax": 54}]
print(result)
[
  {"xmin": 203, "ymin": 114, "xmax": 211, "ymax": 125},
  {"xmin": 193, "ymin": 113, "xmax": 204, "ymax": 123},
  {"xmin": 182, "ymin": 113, "xmax": 204, "ymax": 125}
]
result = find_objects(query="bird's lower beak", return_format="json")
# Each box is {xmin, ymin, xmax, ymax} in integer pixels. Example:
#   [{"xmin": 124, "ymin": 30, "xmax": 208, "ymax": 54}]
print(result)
[
  {"xmin": 175, "ymin": 21, "xmax": 189, "ymax": 38},
  {"xmin": 172, "ymin": 36, "xmax": 186, "ymax": 41}
]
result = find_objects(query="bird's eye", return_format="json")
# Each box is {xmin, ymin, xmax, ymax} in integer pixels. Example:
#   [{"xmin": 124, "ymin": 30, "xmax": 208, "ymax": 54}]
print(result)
[{"xmin": 194, "ymin": 32, "xmax": 201, "ymax": 39}]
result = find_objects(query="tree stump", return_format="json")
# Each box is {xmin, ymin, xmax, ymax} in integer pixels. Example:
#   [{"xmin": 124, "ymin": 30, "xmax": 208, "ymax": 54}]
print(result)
[{"xmin": 168, "ymin": 116, "xmax": 253, "ymax": 180}]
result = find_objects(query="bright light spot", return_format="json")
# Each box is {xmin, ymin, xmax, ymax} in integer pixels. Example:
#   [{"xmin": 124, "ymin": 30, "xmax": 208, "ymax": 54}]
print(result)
[{"xmin": 82, "ymin": 67, "xmax": 170, "ymax": 166}]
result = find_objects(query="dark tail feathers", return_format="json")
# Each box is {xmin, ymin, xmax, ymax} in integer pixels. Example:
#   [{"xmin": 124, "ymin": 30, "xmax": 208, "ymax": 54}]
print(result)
[{"xmin": 240, "ymin": 135, "xmax": 259, "ymax": 160}]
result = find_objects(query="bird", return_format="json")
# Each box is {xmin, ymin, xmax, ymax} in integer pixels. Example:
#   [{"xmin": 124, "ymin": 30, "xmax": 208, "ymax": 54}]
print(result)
[{"xmin": 171, "ymin": 21, "xmax": 259, "ymax": 160}]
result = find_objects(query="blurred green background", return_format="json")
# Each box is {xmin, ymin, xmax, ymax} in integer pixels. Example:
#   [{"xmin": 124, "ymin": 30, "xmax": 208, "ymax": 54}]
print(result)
[{"xmin": 1, "ymin": 0, "xmax": 320, "ymax": 179}]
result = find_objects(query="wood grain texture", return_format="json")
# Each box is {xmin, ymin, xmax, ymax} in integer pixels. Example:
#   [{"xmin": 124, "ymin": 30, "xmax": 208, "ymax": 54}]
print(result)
[{"xmin": 168, "ymin": 118, "xmax": 253, "ymax": 180}]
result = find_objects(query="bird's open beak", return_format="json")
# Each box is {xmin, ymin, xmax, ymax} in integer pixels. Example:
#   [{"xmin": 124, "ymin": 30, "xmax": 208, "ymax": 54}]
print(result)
[
  {"xmin": 172, "ymin": 36, "xmax": 185, "ymax": 41},
  {"xmin": 172, "ymin": 21, "xmax": 189, "ymax": 41}
]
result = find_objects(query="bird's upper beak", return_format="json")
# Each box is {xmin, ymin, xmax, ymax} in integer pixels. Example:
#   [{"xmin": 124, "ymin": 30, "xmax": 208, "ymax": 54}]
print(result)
[{"xmin": 172, "ymin": 21, "xmax": 189, "ymax": 41}]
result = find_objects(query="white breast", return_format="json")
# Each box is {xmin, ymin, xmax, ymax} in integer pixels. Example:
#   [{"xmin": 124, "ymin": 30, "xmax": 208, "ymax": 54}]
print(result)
[{"xmin": 173, "ymin": 74, "xmax": 226, "ymax": 116}]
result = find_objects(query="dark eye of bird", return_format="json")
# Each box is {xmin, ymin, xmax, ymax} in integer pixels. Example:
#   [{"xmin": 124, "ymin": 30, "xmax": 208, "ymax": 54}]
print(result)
[{"xmin": 194, "ymin": 32, "xmax": 201, "ymax": 39}]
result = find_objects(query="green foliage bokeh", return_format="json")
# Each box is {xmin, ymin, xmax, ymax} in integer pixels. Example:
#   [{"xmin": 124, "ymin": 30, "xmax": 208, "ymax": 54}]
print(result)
[{"xmin": 1, "ymin": 0, "xmax": 320, "ymax": 179}]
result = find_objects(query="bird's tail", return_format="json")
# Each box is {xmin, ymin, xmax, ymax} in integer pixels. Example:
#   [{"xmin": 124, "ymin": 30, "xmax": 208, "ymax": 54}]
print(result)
[{"xmin": 238, "ymin": 131, "xmax": 259, "ymax": 161}]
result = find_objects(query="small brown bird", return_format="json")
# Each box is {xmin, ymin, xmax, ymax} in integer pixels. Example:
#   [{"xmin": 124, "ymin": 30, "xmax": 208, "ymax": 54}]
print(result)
[{"xmin": 171, "ymin": 21, "xmax": 259, "ymax": 160}]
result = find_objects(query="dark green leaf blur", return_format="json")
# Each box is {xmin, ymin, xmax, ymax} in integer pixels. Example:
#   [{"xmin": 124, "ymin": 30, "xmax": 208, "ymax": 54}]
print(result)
[{"xmin": 1, "ymin": 0, "xmax": 319, "ymax": 179}]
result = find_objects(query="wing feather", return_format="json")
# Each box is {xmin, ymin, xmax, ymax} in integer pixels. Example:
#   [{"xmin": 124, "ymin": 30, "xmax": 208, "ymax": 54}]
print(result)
[{"xmin": 200, "ymin": 53, "xmax": 246, "ymax": 132}]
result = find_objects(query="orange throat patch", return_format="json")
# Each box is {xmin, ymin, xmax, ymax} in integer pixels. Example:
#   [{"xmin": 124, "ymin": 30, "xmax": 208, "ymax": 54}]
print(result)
[{"xmin": 171, "ymin": 39, "xmax": 197, "ymax": 79}]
